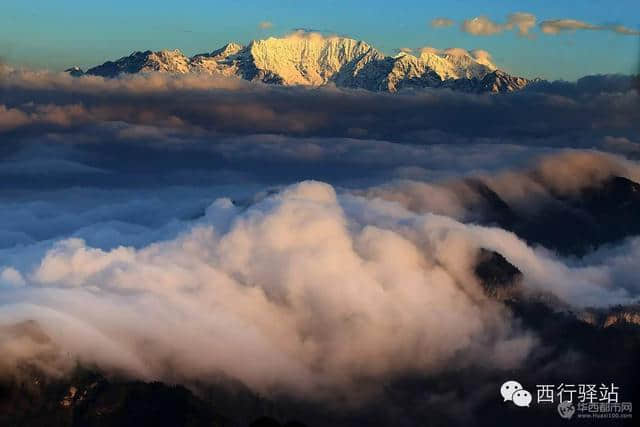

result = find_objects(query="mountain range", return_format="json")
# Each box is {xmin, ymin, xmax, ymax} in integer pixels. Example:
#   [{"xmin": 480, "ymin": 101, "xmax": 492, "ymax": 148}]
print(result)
[{"xmin": 66, "ymin": 34, "xmax": 531, "ymax": 93}]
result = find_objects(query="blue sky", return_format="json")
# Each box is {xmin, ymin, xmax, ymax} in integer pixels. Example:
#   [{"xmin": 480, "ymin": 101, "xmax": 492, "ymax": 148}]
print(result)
[{"xmin": 1, "ymin": 0, "xmax": 639, "ymax": 80}]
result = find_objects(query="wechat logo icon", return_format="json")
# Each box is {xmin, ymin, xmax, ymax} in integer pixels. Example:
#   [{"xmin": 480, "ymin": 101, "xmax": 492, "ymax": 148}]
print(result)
[{"xmin": 501, "ymin": 380, "xmax": 533, "ymax": 407}]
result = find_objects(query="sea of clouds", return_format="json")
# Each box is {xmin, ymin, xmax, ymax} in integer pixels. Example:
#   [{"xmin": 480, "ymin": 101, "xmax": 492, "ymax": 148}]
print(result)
[{"xmin": 0, "ymin": 69, "xmax": 638, "ymax": 401}]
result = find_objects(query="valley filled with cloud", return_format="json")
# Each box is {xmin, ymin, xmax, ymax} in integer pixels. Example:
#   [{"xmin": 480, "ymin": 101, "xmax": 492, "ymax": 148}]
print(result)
[{"xmin": 0, "ymin": 67, "xmax": 639, "ymax": 425}]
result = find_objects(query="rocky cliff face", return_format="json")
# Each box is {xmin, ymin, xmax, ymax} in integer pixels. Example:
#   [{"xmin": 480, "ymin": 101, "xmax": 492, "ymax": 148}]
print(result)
[
  {"xmin": 71, "ymin": 35, "xmax": 530, "ymax": 93},
  {"xmin": 578, "ymin": 305, "xmax": 640, "ymax": 328}
]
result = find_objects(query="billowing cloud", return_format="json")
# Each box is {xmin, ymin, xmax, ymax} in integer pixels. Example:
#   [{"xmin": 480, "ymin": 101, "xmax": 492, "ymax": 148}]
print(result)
[
  {"xmin": 363, "ymin": 150, "xmax": 640, "ymax": 221},
  {"xmin": 431, "ymin": 18, "xmax": 454, "ymax": 28},
  {"xmin": 259, "ymin": 21, "xmax": 274, "ymax": 30},
  {"xmin": 0, "ymin": 179, "xmax": 540, "ymax": 398},
  {"xmin": 540, "ymin": 19, "xmax": 640, "ymax": 36},
  {"xmin": 1, "ymin": 149, "xmax": 639, "ymax": 400}
]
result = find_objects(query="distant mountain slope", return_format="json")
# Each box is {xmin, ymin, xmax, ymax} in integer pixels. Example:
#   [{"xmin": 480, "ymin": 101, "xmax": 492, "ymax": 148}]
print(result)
[
  {"xmin": 470, "ymin": 175, "xmax": 640, "ymax": 256},
  {"xmin": 71, "ymin": 35, "xmax": 530, "ymax": 93},
  {"xmin": 85, "ymin": 49, "xmax": 191, "ymax": 78}
]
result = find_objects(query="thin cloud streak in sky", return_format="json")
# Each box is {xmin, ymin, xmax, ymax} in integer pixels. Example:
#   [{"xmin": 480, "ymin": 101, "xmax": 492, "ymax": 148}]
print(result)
[
  {"xmin": 431, "ymin": 18, "xmax": 454, "ymax": 28},
  {"xmin": 540, "ymin": 19, "xmax": 640, "ymax": 36}
]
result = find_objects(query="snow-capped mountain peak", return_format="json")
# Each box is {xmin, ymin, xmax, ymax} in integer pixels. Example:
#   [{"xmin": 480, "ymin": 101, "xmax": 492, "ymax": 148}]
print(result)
[
  {"xmin": 244, "ymin": 35, "xmax": 379, "ymax": 85},
  {"xmin": 75, "ymin": 35, "xmax": 530, "ymax": 93},
  {"xmin": 210, "ymin": 42, "xmax": 244, "ymax": 58},
  {"xmin": 85, "ymin": 49, "xmax": 190, "ymax": 77}
]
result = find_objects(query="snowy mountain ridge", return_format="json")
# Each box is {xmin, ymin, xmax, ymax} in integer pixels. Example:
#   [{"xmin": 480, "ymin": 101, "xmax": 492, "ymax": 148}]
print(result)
[{"xmin": 70, "ymin": 34, "xmax": 530, "ymax": 93}]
